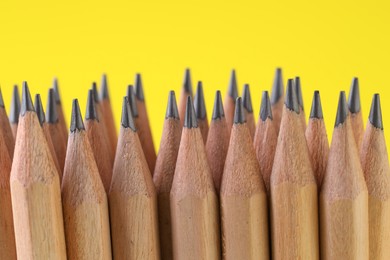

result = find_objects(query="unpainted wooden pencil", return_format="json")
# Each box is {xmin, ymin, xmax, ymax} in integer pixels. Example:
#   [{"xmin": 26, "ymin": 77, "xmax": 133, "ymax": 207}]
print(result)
[
  {"xmin": 194, "ymin": 81, "xmax": 209, "ymax": 143},
  {"xmin": 221, "ymin": 97, "xmax": 269, "ymax": 260},
  {"xmin": 348, "ymin": 77, "xmax": 364, "ymax": 150},
  {"xmin": 270, "ymin": 68, "xmax": 284, "ymax": 135},
  {"xmin": 295, "ymin": 77, "xmax": 306, "ymax": 129},
  {"xmin": 224, "ymin": 70, "xmax": 238, "ymax": 135},
  {"xmin": 242, "ymin": 84, "xmax": 255, "ymax": 139},
  {"xmin": 320, "ymin": 91, "xmax": 368, "ymax": 260},
  {"xmin": 53, "ymin": 78, "xmax": 68, "ymax": 143},
  {"xmin": 109, "ymin": 97, "xmax": 160, "ymax": 260},
  {"xmin": 178, "ymin": 68, "xmax": 193, "ymax": 126},
  {"xmin": 9, "ymin": 85, "xmax": 20, "ymax": 138},
  {"xmin": 270, "ymin": 79, "xmax": 319, "ymax": 259},
  {"xmin": 10, "ymin": 82, "xmax": 66, "ymax": 259},
  {"xmin": 61, "ymin": 99, "xmax": 112, "ymax": 260},
  {"xmin": 360, "ymin": 94, "xmax": 390, "ymax": 259},
  {"xmin": 0, "ymin": 88, "xmax": 15, "ymax": 158},
  {"xmin": 153, "ymin": 91, "xmax": 182, "ymax": 260}
]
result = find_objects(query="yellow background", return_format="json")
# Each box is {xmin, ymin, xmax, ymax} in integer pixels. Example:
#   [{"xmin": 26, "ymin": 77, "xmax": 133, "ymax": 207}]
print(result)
[{"xmin": 0, "ymin": 0, "xmax": 389, "ymax": 150}]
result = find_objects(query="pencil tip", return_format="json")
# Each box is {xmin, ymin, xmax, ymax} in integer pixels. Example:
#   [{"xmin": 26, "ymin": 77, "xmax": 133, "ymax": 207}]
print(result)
[
  {"xmin": 100, "ymin": 74, "xmax": 109, "ymax": 100},
  {"xmin": 70, "ymin": 99, "xmax": 85, "ymax": 132},
  {"xmin": 0, "ymin": 88, "xmax": 4, "ymax": 108},
  {"xmin": 310, "ymin": 91, "xmax": 323, "ymax": 119},
  {"xmin": 21, "ymin": 82, "xmax": 35, "ymax": 116},
  {"xmin": 234, "ymin": 97, "xmax": 246, "ymax": 124},
  {"xmin": 271, "ymin": 67, "xmax": 284, "ymax": 104},
  {"xmin": 166, "ymin": 91, "xmax": 179, "ymax": 119},
  {"xmin": 335, "ymin": 91, "xmax": 348, "ymax": 127},
  {"xmin": 52, "ymin": 78, "xmax": 61, "ymax": 104},
  {"xmin": 85, "ymin": 89, "xmax": 99, "ymax": 121},
  {"xmin": 126, "ymin": 85, "xmax": 139, "ymax": 117},
  {"xmin": 134, "ymin": 73, "xmax": 144, "ymax": 101},
  {"xmin": 91, "ymin": 82, "xmax": 99, "ymax": 103},
  {"xmin": 34, "ymin": 94, "xmax": 45, "ymax": 126},
  {"xmin": 228, "ymin": 69, "xmax": 238, "ymax": 99},
  {"xmin": 194, "ymin": 81, "xmax": 206, "ymax": 119},
  {"xmin": 121, "ymin": 97, "xmax": 136, "ymax": 131},
  {"xmin": 242, "ymin": 84, "xmax": 253, "ymax": 113},
  {"xmin": 212, "ymin": 90, "xmax": 225, "ymax": 120},
  {"xmin": 295, "ymin": 77, "xmax": 304, "ymax": 110},
  {"xmin": 10, "ymin": 85, "xmax": 21, "ymax": 123},
  {"xmin": 183, "ymin": 68, "xmax": 193, "ymax": 95},
  {"xmin": 260, "ymin": 91, "xmax": 273, "ymax": 121},
  {"xmin": 46, "ymin": 89, "xmax": 58, "ymax": 123},
  {"xmin": 348, "ymin": 77, "xmax": 361, "ymax": 113},
  {"xmin": 184, "ymin": 96, "xmax": 198, "ymax": 128},
  {"xmin": 369, "ymin": 94, "xmax": 383, "ymax": 130},
  {"xmin": 285, "ymin": 79, "xmax": 299, "ymax": 113}
]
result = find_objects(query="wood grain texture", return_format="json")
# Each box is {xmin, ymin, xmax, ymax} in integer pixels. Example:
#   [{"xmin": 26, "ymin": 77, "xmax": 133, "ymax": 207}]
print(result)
[
  {"xmin": 57, "ymin": 103, "xmax": 68, "ymax": 146},
  {"xmin": 178, "ymin": 89, "xmax": 192, "ymax": 127},
  {"xmin": 351, "ymin": 110, "xmax": 364, "ymax": 150},
  {"xmin": 0, "ymin": 107, "xmax": 15, "ymax": 158},
  {"xmin": 198, "ymin": 118, "xmax": 209, "ymax": 144},
  {"xmin": 47, "ymin": 121, "xmax": 67, "ymax": 174},
  {"xmin": 271, "ymin": 98, "xmax": 283, "ymax": 135},
  {"xmin": 224, "ymin": 96, "xmax": 235, "ymax": 136},
  {"xmin": 10, "ymin": 123, "xmax": 17, "ymax": 140},
  {"xmin": 245, "ymin": 111, "xmax": 256, "ymax": 140},
  {"xmin": 101, "ymin": 98, "xmax": 117, "ymax": 159},
  {"xmin": 42, "ymin": 123, "xmax": 62, "ymax": 178},
  {"xmin": 95, "ymin": 102, "xmax": 114, "ymax": 166}
]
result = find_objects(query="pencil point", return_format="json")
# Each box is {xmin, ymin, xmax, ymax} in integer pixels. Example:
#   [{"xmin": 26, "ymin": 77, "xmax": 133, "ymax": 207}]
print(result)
[
  {"xmin": 183, "ymin": 68, "xmax": 193, "ymax": 95},
  {"xmin": 260, "ymin": 91, "xmax": 273, "ymax": 121},
  {"xmin": 285, "ymin": 79, "xmax": 299, "ymax": 113},
  {"xmin": 91, "ymin": 82, "xmax": 99, "ymax": 103},
  {"xmin": 34, "ymin": 94, "xmax": 45, "ymax": 126},
  {"xmin": 10, "ymin": 85, "xmax": 21, "ymax": 123},
  {"xmin": 184, "ymin": 96, "xmax": 197, "ymax": 128},
  {"xmin": 348, "ymin": 77, "xmax": 361, "ymax": 113},
  {"xmin": 21, "ymin": 82, "xmax": 35, "ymax": 116},
  {"xmin": 85, "ymin": 89, "xmax": 98, "ymax": 121},
  {"xmin": 310, "ymin": 91, "xmax": 323, "ymax": 119},
  {"xmin": 271, "ymin": 67, "xmax": 284, "ymax": 104},
  {"xmin": 46, "ymin": 89, "xmax": 58, "ymax": 123},
  {"xmin": 52, "ymin": 78, "xmax": 61, "ymax": 104},
  {"xmin": 212, "ymin": 90, "xmax": 225, "ymax": 120},
  {"xmin": 121, "ymin": 97, "xmax": 136, "ymax": 131},
  {"xmin": 295, "ymin": 77, "xmax": 304, "ymax": 110},
  {"xmin": 70, "ymin": 99, "xmax": 85, "ymax": 132},
  {"xmin": 228, "ymin": 69, "xmax": 238, "ymax": 99},
  {"xmin": 0, "ymin": 88, "xmax": 4, "ymax": 108},
  {"xmin": 194, "ymin": 81, "xmax": 206, "ymax": 119},
  {"xmin": 135, "ymin": 73, "xmax": 144, "ymax": 101},
  {"xmin": 369, "ymin": 94, "xmax": 383, "ymax": 130},
  {"xmin": 166, "ymin": 91, "xmax": 179, "ymax": 119},
  {"xmin": 100, "ymin": 74, "xmax": 109, "ymax": 100},
  {"xmin": 335, "ymin": 91, "xmax": 348, "ymax": 127},
  {"xmin": 126, "ymin": 85, "xmax": 139, "ymax": 117},
  {"xmin": 234, "ymin": 97, "xmax": 246, "ymax": 124},
  {"xmin": 242, "ymin": 84, "xmax": 253, "ymax": 113}
]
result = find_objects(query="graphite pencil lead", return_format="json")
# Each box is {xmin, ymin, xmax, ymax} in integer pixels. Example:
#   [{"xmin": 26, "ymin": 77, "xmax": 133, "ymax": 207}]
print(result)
[
  {"xmin": 21, "ymin": 81, "xmax": 35, "ymax": 116},
  {"xmin": 295, "ymin": 77, "xmax": 304, "ymax": 110},
  {"xmin": 91, "ymin": 82, "xmax": 99, "ymax": 103},
  {"xmin": 0, "ymin": 88, "xmax": 4, "ymax": 108},
  {"xmin": 234, "ymin": 97, "xmax": 246, "ymax": 124},
  {"xmin": 260, "ymin": 91, "xmax": 273, "ymax": 121},
  {"xmin": 34, "ymin": 94, "xmax": 45, "ymax": 126},
  {"xmin": 121, "ymin": 96, "xmax": 136, "ymax": 131},
  {"xmin": 85, "ymin": 89, "xmax": 98, "ymax": 121},
  {"xmin": 228, "ymin": 69, "xmax": 238, "ymax": 99},
  {"xmin": 52, "ymin": 78, "xmax": 61, "ymax": 104},
  {"xmin": 184, "ymin": 96, "xmax": 197, "ymax": 128},
  {"xmin": 183, "ymin": 68, "xmax": 193, "ymax": 95},
  {"xmin": 100, "ymin": 74, "xmax": 109, "ymax": 100},
  {"xmin": 135, "ymin": 73, "xmax": 144, "ymax": 101},
  {"xmin": 285, "ymin": 79, "xmax": 299, "ymax": 113},
  {"xmin": 271, "ymin": 67, "xmax": 284, "ymax": 104},
  {"xmin": 194, "ymin": 81, "xmax": 206, "ymax": 119},
  {"xmin": 348, "ymin": 77, "xmax": 360, "ymax": 113},
  {"xmin": 166, "ymin": 91, "xmax": 179, "ymax": 119},
  {"xmin": 70, "ymin": 99, "xmax": 85, "ymax": 132},
  {"xmin": 310, "ymin": 91, "xmax": 323, "ymax": 119},
  {"xmin": 242, "ymin": 84, "xmax": 253, "ymax": 113},
  {"xmin": 335, "ymin": 91, "xmax": 348, "ymax": 127},
  {"xmin": 369, "ymin": 94, "xmax": 383, "ymax": 130},
  {"xmin": 46, "ymin": 89, "xmax": 58, "ymax": 123},
  {"xmin": 212, "ymin": 90, "xmax": 225, "ymax": 120},
  {"xmin": 127, "ymin": 85, "xmax": 139, "ymax": 117},
  {"xmin": 10, "ymin": 85, "xmax": 21, "ymax": 123}
]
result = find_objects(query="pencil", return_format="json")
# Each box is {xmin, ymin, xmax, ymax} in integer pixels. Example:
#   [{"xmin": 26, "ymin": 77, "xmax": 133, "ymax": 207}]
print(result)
[
  {"xmin": 360, "ymin": 94, "xmax": 390, "ymax": 259},
  {"xmin": 10, "ymin": 82, "xmax": 66, "ymax": 259},
  {"xmin": 134, "ymin": 73, "xmax": 157, "ymax": 173},
  {"xmin": 100, "ymin": 74, "xmax": 117, "ymax": 158},
  {"xmin": 348, "ymin": 77, "xmax": 364, "ymax": 149},
  {"xmin": 52, "ymin": 78, "xmax": 68, "ymax": 143},
  {"xmin": 205, "ymin": 90, "xmax": 229, "ymax": 193},
  {"xmin": 9, "ymin": 85, "xmax": 20, "ymax": 138},
  {"xmin": 295, "ymin": 77, "xmax": 306, "ymax": 129},
  {"xmin": 220, "ymin": 97, "xmax": 269, "ymax": 259},
  {"xmin": 253, "ymin": 91, "xmax": 278, "ymax": 194},
  {"xmin": 270, "ymin": 79, "xmax": 319, "ymax": 259},
  {"xmin": 270, "ymin": 68, "xmax": 284, "ymax": 135},
  {"xmin": 305, "ymin": 91, "xmax": 329, "ymax": 187},
  {"xmin": 84, "ymin": 89, "xmax": 113, "ymax": 192},
  {"xmin": 61, "ymin": 99, "xmax": 112, "ymax": 259},
  {"xmin": 178, "ymin": 68, "xmax": 193, "ymax": 126},
  {"xmin": 224, "ymin": 69, "xmax": 238, "ymax": 134},
  {"xmin": 242, "ymin": 84, "xmax": 255, "ymax": 139},
  {"xmin": 0, "ymin": 88, "xmax": 15, "ymax": 158},
  {"xmin": 320, "ymin": 91, "xmax": 368, "ymax": 259},
  {"xmin": 194, "ymin": 81, "xmax": 209, "ymax": 143},
  {"xmin": 153, "ymin": 91, "xmax": 182, "ymax": 260},
  {"xmin": 46, "ymin": 88, "xmax": 67, "ymax": 174},
  {"xmin": 170, "ymin": 96, "xmax": 220, "ymax": 260},
  {"xmin": 109, "ymin": 97, "xmax": 160, "ymax": 259},
  {"xmin": 35, "ymin": 94, "xmax": 62, "ymax": 176}
]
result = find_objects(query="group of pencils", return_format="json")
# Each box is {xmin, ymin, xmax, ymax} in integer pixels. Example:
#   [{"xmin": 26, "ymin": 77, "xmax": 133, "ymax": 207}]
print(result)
[{"xmin": 0, "ymin": 68, "xmax": 388, "ymax": 260}]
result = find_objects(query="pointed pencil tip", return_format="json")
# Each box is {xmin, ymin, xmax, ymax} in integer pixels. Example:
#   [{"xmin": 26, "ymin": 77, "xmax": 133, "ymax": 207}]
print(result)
[
  {"xmin": 183, "ymin": 68, "xmax": 193, "ymax": 95},
  {"xmin": 121, "ymin": 97, "xmax": 137, "ymax": 131},
  {"xmin": 234, "ymin": 97, "xmax": 246, "ymax": 124},
  {"xmin": 21, "ymin": 81, "xmax": 35, "ymax": 116},
  {"xmin": 166, "ymin": 91, "xmax": 179, "ymax": 119},
  {"xmin": 260, "ymin": 91, "xmax": 273, "ymax": 121},
  {"xmin": 34, "ymin": 94, "xmax": 45, "ymax": 126},
  {"xmin": 85, "ymin": 89, "xmax": 98, "ymax": 121},
  {"xmin": 369, "ymin": 94, "xmax": 383, "ymax": 130},
  {"xmin": 91, "ymin": 82, "xmax": 99, "ymax": 103},
  {"xmin": 228, "ymin": 69, "xmax": 238, "ymax": 99},
  {"xmin": 134, "ymin": 73, "xmax": 144, "ymax": 101},
  {"xmin": 242, "ymin": 84, "xmax": 253, "ymax": 113},
  {"xmin": 0, "ymin": 88, "xmax": 4, "ymax": 108},
  {"xmin": 335, "ymin": 91, "xmax": 348, "ymax": 127},
  {"xmin": 46, "ymin": 89, "xmax": 58, "ymax": 123},
  {"xmin": 126, "ymin": 85, "xmax": 139, "ymax": 117},
  {"xmin": 184, "ymin": 96, "xmax": 198, "ymax": 128},
  {"xmin": 348, "ymin": 77, "xmax": 361, "ymax": 113},
  {"xmin": 52, "ymin": 78, "xmax": 61, "ymax": 104},
  {"xmin": 212, "ymin": 90, "xmax": 225, "ymax": 120},
  {"xmin": 100, "ymin": 74, "xmax": 109, "ymax": 100},
  {"xmin": 285, "ymin": 79, "xmax": 299, "ymax": 113},
  {"xmin": 10, "ymin": 85, "xmax": 21, "ymax": 123},
  {"xmin": 70, "ymin": 99, "xmax": 85, "ymax": 132},
  {"xmin": 295, "ymin": 76, "xmax": 304, "ymax": 110},
  {"xmin": 271, "ymin": 67, "xmax": 284, "ymax": 104},
  {"xmin": 310, "ymin": 91, "xmax": 323, "ymax": 119},
  {"xmin": 194, "ymin": 81, "xmax": 206, "ymax": 119}
]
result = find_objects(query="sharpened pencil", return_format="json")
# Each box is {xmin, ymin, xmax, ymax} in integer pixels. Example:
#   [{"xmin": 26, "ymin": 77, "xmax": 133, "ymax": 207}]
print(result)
[
  {"xmin": 9, "ymin": 85, "xmax": 20, "ymax": 138},
  {"xmin": 242, "ymin": 84, "xmax": 255, "ymax": 139},
  {"xmin": 194, "ymin": 81, "xmax": 209, "ymax": 143},
  {"xmin": 52, "ymin": 78, "xmax": 68, "ymax": 143},
  {"xmin": 348, "ymin": 77, "xmax": 364, "ymax": 150},
  {"xmin": 0, "ymin": 88, "xmax": 15, "ymax": 158},
  {"xmin": 178, "ymin": 68, "xmax": 193, "ymax": 126},
  {"xmin": 270, "ymin": 68, "xmax": 284, "ymax": 135},
  {"xmin": 295, "ymin": 77, "xmax": 306, "ymax": 129},
  {"xmin": 224, "ymin": 70, "xmax": 238, "ymax": 134}
]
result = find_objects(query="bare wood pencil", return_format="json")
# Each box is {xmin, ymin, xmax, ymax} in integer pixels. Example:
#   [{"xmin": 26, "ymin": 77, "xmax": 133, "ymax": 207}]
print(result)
[
  {"xmin": 224, "ymin": 69, "xmax": 238, "ymax": 135},
  {"xmin": 109, "ymin": 97, "xmax": 160, "ymax": 260},
  {"xmin": 220, "ymin": 97, "xmax": 269, "ymax": 260},
  {"xmin": 242, "ymin": 84, "xmax": 255, "ymax": 139},
  {"xmin": 0, "ymin": 88, "xmax": 15, "ymax": 158},
  {"xmin": 295, "ymin": 77, "xmax": 306, "ymax": 129},
  {"xmin": 153, "ymin": 91, "xmax": 182, "ymax": 260},
  {"xmin": 194, "ymin": 81, "xmax": 209, "ymax": 143},
  {"xmin": 61, "ymin": 99, "xmax": 112, "ymax": 259},
  {"xmin": 9, "ymin": 85, "xmax": 20, "ymax": 138},
  {"xmin": 348, "ymin": 77, "xmax": 364, "ymax": 150},
  {"xmin": 270, "ymin": 68, "xmax": 284, "ymax": 135},
  {"xmin": 10, "ymin": 82, "xmax": 66, "ymax": 259},
  {"xmin": 53, "ymin": 78, "xmax": 68, "ymax": 143},
  {"xmin": 178, "ymin": 68, "xmax": 193, "ymax": 126}
]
